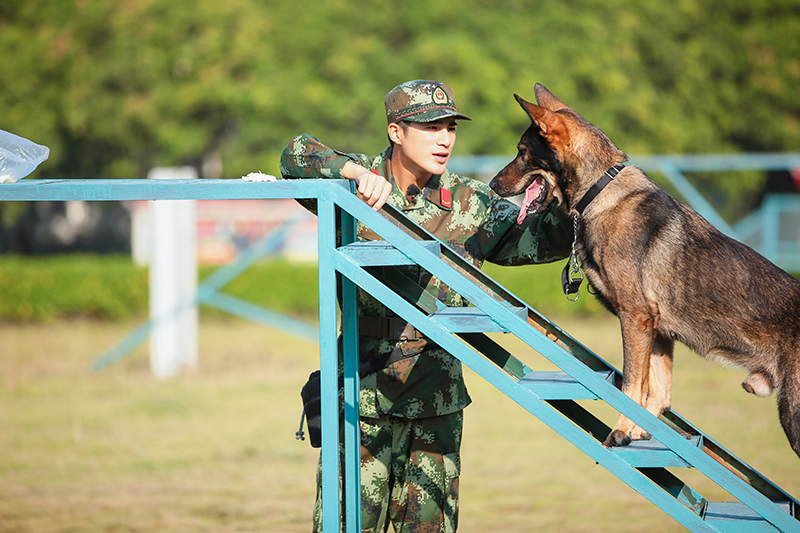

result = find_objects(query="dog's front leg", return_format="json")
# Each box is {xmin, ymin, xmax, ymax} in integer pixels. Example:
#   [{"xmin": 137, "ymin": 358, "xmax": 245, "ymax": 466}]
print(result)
[
  {"xmin": 603, "ymin": 309, "xmax": 657, "ymax": 448},
  {"xmin": 643, "ymin": 333, "xmax": 674, "ymax": 420},
  {"xmin": 621, "ymin": 333, "xmax": 675, "ymax": 441}
]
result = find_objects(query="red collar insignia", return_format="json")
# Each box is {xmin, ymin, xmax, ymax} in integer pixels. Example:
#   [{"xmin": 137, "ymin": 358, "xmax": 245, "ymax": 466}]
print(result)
[{"xmin": 440, "ymin": 187, "xmax": 452, "ymax": 208}]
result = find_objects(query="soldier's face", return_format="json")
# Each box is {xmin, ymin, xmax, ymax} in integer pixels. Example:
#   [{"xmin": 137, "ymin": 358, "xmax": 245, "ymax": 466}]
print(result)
[{"xmin": 392, "ymin": 118, "xmax": 457, "ymax": 178}]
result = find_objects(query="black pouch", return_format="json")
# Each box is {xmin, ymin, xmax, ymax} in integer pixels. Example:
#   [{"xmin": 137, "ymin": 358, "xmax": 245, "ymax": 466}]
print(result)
[
  {"xmin": 298, "ymin": 370, "xmax": 322, "ymax": 448},
  {"xmin": 296, "ymin": 347, "xmax": 418, "ymax": 447}
]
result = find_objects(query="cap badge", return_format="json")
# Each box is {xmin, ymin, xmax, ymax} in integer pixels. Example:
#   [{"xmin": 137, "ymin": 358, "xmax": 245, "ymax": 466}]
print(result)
[{"xmin": 432, "ymin": 88, "xmax": 448, "ymax": 105}]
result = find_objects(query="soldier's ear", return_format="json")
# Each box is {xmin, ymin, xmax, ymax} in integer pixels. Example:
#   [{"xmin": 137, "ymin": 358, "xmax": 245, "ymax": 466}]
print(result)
[{"xmin": 388, "ymin": 123, "xmax": 403, "ymax": 145}]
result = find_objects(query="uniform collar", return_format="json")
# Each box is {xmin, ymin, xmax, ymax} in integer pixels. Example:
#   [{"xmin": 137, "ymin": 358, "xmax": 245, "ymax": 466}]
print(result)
[
  {"xmin": 376, "ymin": 146, "xmax": 453, "ymax": 212},
  {"xmin": 422, "ymin": 173, "xmax": 453, "ymax": 211}
]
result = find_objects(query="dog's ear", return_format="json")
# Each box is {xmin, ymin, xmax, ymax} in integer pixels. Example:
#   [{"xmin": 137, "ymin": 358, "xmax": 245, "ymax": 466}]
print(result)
[
  {"xmin": 534, "ymin": 83, "xmax": 570, "ymax": 112},
  {"xmin": 514, "ymin": 94, "xmax": 569, "ymax": 149}
]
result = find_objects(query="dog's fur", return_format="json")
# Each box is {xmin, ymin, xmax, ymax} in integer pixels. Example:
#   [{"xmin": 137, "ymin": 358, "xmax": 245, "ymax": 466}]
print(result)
[{"xmin": 490, "ymin": 84, "xmax": 800, "ymax": 458}]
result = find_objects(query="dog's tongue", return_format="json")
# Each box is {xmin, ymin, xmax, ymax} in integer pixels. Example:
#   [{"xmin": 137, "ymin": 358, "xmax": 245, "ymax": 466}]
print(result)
[{"xmin": 517, "ymin": 179, "xmax": 543, "ymax": 225}]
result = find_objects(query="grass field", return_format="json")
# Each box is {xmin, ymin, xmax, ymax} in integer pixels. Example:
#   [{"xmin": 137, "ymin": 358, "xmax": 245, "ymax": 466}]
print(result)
[{"xmin": 1, "ymin": 315, "xmax": 799, "ymax": 532}]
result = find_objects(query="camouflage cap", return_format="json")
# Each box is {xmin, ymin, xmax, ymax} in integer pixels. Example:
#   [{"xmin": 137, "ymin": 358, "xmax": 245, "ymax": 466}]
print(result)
[{"xmin": 385, "ymin": 80, "xmax": 472, "ymax": 124}]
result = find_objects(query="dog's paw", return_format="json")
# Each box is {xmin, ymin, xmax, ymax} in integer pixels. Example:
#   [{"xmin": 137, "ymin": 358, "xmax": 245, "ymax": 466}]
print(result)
[
  {"xmin": 630, "ymin": 426, "xmax": 652, "ymax": 441},
  {"xmin": 602, "ymin": 430, "xmax": 632, "ymax": 448}
]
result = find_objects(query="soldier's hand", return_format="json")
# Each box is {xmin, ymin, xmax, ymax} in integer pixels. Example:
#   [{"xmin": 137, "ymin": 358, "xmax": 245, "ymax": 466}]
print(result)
[{"xmin": 344, "ymin": 162, "xmax": 392, "ymax": 211}]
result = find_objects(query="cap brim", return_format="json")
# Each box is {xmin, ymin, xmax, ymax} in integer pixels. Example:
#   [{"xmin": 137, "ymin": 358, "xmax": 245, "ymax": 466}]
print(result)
[{"xmin": 398, "ymin": 107, "xmax": 472, "ymax": 123}]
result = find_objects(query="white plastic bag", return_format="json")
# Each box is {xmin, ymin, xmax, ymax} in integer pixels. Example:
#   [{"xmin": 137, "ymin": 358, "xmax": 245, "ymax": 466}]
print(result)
[{"xmin": 0, "ymin": 129, "xmax": 50, "ymax": 183}]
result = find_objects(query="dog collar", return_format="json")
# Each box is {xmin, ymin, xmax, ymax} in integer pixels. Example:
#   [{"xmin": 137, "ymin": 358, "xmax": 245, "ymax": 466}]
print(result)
[{"xmin": 574, "ymin": 164, "xmax": 625, "ymax": 215}]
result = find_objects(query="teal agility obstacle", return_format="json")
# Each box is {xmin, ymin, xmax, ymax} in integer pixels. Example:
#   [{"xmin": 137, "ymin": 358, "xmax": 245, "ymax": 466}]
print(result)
[{"xmin": 1, "ymin": 177, "xmax": 798, "ymax": 532}]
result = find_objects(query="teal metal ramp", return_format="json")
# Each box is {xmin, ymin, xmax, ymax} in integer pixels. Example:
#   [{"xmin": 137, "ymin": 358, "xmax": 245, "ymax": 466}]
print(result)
[
  {"xmin": 321, "ymin": 183, "xmax": 800, "ymax": 533},
  {"xmin": 1, "ymin": 178, "xmax": 797, "ymax": 532}
]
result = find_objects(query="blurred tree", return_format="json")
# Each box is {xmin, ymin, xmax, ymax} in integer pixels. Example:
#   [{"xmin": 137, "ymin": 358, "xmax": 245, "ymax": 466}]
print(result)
[{"xmin": 1, "ymin": 0, "xmax": 798, "ymax": 216}]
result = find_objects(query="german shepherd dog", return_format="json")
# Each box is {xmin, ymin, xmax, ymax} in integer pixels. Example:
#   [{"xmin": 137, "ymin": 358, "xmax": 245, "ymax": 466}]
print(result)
[{"xmin": 490, "ymin": 84, "xmax": 800, "ymax": 459}]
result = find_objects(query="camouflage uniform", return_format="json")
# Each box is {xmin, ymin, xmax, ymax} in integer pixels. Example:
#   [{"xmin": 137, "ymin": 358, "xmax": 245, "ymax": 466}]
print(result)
[{"xmin": 279, "ymin": 80, "xmax": 573, "ymax": 532}]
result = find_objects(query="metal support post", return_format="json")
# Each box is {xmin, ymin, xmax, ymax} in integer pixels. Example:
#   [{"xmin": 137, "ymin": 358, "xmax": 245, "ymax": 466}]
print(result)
[
  {"xmin": 340, "ymin": 198, "xmax": 361, "ymax": 532},
  {"xmin": 148, "ymin": 167, "xmax": 198, "ymax": 378},
  {"xmin": 317, "ymin": 196, "xmax": 342, "ymax": 531}
]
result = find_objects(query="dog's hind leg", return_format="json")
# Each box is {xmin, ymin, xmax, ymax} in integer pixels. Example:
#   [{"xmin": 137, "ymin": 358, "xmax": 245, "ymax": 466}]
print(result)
[
  {"xmin": 777, "ymin": 356, "xmax": 800, "ymax": 460},
  {"xmin": 742, "ymin": 371, "xmax": 774, "ymax": 397}
]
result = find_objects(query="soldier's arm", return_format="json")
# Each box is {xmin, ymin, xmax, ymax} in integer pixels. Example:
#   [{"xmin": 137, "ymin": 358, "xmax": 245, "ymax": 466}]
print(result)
[
  {"xmin": 482, "ymin": 196, "xmax": 574, "ymax": 266},
  {"xmin": 280, "ymin": 134, "xmax": 391, "ymax": 210}
]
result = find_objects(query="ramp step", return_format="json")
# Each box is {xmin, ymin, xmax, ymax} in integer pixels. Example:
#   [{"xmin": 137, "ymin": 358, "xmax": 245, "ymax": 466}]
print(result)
[
  {"xmin": 520, "ymin": 370, "xmax": 615, "ymax": 400},
  {"xmin": 611, "ymin": 435, "xmax": 703, "ymax": 468},
  {"xmin": 338, "ymin": 240, "xmax": 440, "ymax": 266},
  {"xmin": 430, "ymin": 306, "xmax": 526, "ymax": 333},
  {"xmin": 703, "ymin": 501, "xmax": 795, "ymax": 531}
]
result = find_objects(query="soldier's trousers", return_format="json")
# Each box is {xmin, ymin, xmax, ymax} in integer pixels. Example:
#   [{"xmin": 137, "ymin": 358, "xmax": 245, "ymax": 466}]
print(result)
[{"xmin": 312, "ymin": 410, "xmax": 463, "ymax": 532}]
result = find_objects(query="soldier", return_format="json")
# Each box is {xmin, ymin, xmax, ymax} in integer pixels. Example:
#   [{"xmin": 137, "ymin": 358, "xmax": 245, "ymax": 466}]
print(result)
[{"xmin": 280, "ymin": 80, "xmax": 572, "ymax": 532}]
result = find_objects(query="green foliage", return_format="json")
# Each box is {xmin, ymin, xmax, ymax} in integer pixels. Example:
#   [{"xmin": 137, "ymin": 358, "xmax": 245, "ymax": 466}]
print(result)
[
  {"xmin": 482, "ymin": 261, "xmax": 608, "ymax": 318},
  {"xmin": 199, "ymin": 259, "xmax": 320, "ymax": 320},
  {"xmin": 0, "ymin": 255, "xmax": 321, "ymax": 322},
  {"xmin": 2, "ymin": 0, "xmax": 798, "ymax": 203},
  {"xmin": 3, "ymin": 252, "xmax": 800, "ymax": 322},
  {"xmin": 0, "ymin": 255, "xmax": 149, "ymax": 321},
  {"xmin": 0, "ymin": 255, "xmax": 604, "ymax": 322}
]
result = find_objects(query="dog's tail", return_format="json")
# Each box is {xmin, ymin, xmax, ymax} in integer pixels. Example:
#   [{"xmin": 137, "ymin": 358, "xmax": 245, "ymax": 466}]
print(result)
[{"xmin": 778, "ymin": 355, "xmax": 800, "ymax": 460}]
